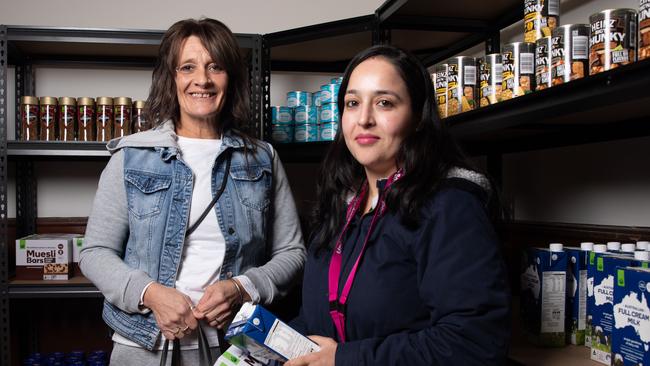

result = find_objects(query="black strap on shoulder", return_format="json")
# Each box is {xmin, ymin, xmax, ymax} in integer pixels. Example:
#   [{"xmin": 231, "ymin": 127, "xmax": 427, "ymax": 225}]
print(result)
[
  {"xmin": 185, "ymin": 149, "xmax": 233, "ymax": 237},
  {"xmin": 437, "ymin": 177, "xmax": 489, "ymax": 207}
]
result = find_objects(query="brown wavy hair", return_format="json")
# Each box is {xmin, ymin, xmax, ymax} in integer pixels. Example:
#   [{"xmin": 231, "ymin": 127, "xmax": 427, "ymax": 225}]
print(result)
[{"xmin": 144, "ymin": 18, "xmax": 251, "ymax": 136}]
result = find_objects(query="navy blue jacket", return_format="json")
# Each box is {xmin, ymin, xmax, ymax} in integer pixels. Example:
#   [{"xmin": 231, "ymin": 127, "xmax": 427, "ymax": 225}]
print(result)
[{"xmin": 293, "ymin": 183, "xmax": 511, "ymax": 365}]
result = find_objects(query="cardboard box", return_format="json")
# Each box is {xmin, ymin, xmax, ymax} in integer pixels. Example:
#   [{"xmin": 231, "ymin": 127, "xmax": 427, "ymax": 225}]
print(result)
[
  {"xmin": 225, "ymin": 303, "xmax": 320, "ymax": 363},
  {"xmin": 71, "ymin": 236, "xmax": 85, "ymax": 275},
  {"xmin": 612, "ymin": 267, "xmax": 650, "ymax": 366},
  {"xmin": 215, "ymin": 345, "xmax": 273, "ymax": 366},
  {"xmin": 520, "ymin": 247, "xmax": 567, "ymax": 347},
  {"xmin": 15, "ymin": 234, "xmax": 72, "ymax": 280},
  {"xmin": 566, "ymin": 247, "xmax": 589, "ymax": 345}
]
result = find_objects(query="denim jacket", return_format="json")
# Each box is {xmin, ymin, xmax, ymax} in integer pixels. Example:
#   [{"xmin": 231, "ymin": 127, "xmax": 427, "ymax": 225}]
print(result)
[{"xmin": 80, "ymin": 121, "xmax": 306, "ymax": 350}]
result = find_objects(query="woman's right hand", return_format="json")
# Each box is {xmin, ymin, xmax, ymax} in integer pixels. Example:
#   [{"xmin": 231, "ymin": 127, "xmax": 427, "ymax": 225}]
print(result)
[{"xmin": 142, "ymin": 283, "xmax": 198, "ymax": 340}]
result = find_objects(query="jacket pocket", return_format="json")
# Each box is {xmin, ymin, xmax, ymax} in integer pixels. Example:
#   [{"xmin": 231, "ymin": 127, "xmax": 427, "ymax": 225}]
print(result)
[
  {"xmin": 124, "ymin": 170, "xmax": 172, "ymax": 218},
  {"xmin": 229, "ymin": 165, "xmax": 271, "ymax": 211}
]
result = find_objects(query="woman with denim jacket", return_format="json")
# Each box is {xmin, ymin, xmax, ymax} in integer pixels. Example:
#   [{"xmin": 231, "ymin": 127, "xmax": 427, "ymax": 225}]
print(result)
[
  {"xmin": 80, "ymin": 18, "xmax": 306, "ymax": 365},
  {"xmin": 285, "ymin": 46, "xmax": 510, "ymax": 366}
]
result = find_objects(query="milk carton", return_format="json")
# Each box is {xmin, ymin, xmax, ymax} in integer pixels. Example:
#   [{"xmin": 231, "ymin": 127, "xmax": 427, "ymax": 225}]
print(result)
[
  {"xmin": 589, "ymin": 254, "xmax": 636, "ymax": 365},
  {"xmin": 15, "ymin": 234, "xmax": 73, "ymax": 280},
  {"xmin": 565, "ymin": 246, "xmax": 589, "ymax": 345},
  {"xmin": 520, "ymin": 244, "xmax": 567, "ymax": 346},
  {"xmin": 215, "ymin": 345, "xmax": 276, "ymax": 366},
  {"xmin": 612, "ymin": 267, "xmax": 650, "ymax": 366},
  {"xmin": 225, "ymin": 303, "xmax": 320, "ymax": 363},
  {"xmin": 586, "ymin": 244, "xmax": 608, "ymax": 347}
]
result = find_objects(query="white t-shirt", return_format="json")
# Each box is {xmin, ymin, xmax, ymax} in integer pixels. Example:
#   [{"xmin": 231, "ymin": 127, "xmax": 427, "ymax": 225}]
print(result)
[{"xmin": 113, "ymin": 135, "xmax": 258, "ymax": 349}]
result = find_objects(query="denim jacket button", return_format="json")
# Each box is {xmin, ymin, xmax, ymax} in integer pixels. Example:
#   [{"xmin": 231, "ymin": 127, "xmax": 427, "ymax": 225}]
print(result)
[
  {"xmin": 228, "ymin": 227, "xmax": 235, "ymax": 235},
  {"xmin": 226, "ymin": 271, "xmax": 233, "ymax": 278}
]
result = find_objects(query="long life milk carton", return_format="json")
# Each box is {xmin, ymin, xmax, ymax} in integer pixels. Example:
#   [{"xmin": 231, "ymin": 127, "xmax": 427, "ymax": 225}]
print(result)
[
  {"xmin": 589, "ymin": 253, "xmax": 636, "ymax": 365},
  {"xmin": 215, "ymin": 345, "xmax": 273, "ymax": 366},
  {"xmin": 520, "ymin": 244, "xmax": 567, "ymax": 346},
  {"xmin": 566, "ymin": 246, "xmax": 589, "ymax": 345},
  {"xmin": 225, "ymin": 303, "xmax": 320, "ymax": 363},
  {"xmin": 612, "ymin": 266, "xmax": 650, "ymax": 366},
  {"xmin": 586, "ymin": 244, "xmax": 608, "ymax": 347}
]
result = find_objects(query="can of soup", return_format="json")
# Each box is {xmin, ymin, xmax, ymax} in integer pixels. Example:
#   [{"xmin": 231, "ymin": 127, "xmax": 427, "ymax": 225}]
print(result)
[
  {"xmin": 501, "ymin": 42, "xmax": 536, "ymax": 100},
  {"xmin": 589, "ymin": 9, "xmax": 638, "ymax": 75},
  {"xmin": 536, "ymin": 37, "xmax": 553, "ymax": 90},
  {"xmin": 551, "ymin": 24, "xmax": 590, "ymax": 85},
  {"xmin": 434, "ymin": 64, "xmax": 448, "ymax": 118},
  {"xmin": 524, "ymin": 0, "xmax": 560, "ymax": 43},
  {"xmin": 641, "ymin": 0, "xmax": 650, "ymax": 60},
  {"xmin": 447, "ymin": 56, "xmax": 477, "ymax": 116},
  {"xmin": 478, "ymin": 54, "xmax": 502, "ymax": 106}
]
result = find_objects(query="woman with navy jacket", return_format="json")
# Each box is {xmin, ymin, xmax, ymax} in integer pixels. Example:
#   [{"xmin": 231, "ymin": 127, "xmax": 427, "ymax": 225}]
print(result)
[{"xmin": 286, "ymin": 45, "xmax": 510, "ymax": 366}]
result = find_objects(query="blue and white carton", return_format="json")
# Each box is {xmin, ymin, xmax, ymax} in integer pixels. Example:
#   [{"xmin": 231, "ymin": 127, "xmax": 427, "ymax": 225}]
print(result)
[
  {"xmin": 225, "ymin": 303, "xmax": 320, "ymax": 363},
  {"xmin": 566, "ymin": 246, "xmax": 589, "ymax": 345},
  {"xmin": 612, "ymin": 266, "xmax": 650, "ymax": 366},
  {"xmin": 215, "ymin": 345, "xmax": 273, "ymax": 366},
  {"xmin": 586, "ymin": 244, "xmax": 608, "ymax": 347}
]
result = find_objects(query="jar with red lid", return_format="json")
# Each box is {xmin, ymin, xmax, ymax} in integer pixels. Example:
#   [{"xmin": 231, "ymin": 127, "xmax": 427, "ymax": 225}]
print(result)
[
  {"xmin": 39, "ymin": 96, "xmax": 58, "ymax": 141},
  {"xmin": 113, "ymin": 97, "xmax": 132, "ymax": 138},
  {"xmin": 58, "ymin": 97, "xmax": 77, "ymax": 141},
  {"xmin": 20, "ymin": 96, "xmax": 39, "ymax": 141},
  {"xmin": 78, "ymin": 97, "xmax": 96, "ymax": 141},
  {"xmin": 96, "ymin": 97, "xmax": 113, "ymax": 142}
]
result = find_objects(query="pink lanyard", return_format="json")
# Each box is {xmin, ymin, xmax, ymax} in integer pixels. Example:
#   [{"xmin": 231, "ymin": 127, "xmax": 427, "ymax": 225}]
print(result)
[{"xmin": 328, "ymin": 169, "xmax": 403, "ymax": 343}]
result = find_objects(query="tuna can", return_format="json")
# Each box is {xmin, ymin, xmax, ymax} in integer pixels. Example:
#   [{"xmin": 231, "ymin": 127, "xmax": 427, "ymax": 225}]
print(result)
[
  {"xmin": 320, "ymin": 83, "xmax": 340, "ymax": 104},
  {"xmin": 96, "ymin": 97, "xmax": 114, "ymax": 142},
  {"xmin": 536, "ymin": 37, "xmax": 553, "ymax": 90},
  {"xmin": 132, "ymin": 100, "xmax": 147, "ymax": 133},
  {"xmin": 312, "ymin": 91, "xmax": 322, "ymax": 107},
  {"xmin": 641, "ymin": 0, "xmax": 650, "ymax": 60},
  {"xmin": 39, "ymin": 96, "xmax": 58, "ymax": 141},
  {"xmin": 446, "ymin": 56, "xmax": 477, "ymax": 116},
  {"xmin": 501, "ymin": 42, "xmax": 536, "ymax": 100},
  {"xmin": 319, "ymin": 122, "xmax": 338, "ymax": 141},
  {"xmin": 294, "ymin": 105, "xmax": 318, "ymax": 124},
  {"xmin": 271, "ymin": 123, "xmax": 294, "ymax": 143},
  {"xmin": 524, "ymin": 0, "xmax": 560, "ymax": 43},
  {"xmin": 58, "ymin": 97, "xmax": 77, "ymax": 141},
  {"xmin": 20, "ymin": 96, "xmax": 39, "ymax": 141},
  {"xmin": 589, "ymin": 9, "xmax": 638, "ymax": 75},
  {"xmin": 286, "ymin": 91, "xmax": 311, "ymax": 107},
  {"xmin": 271, "ymin": 106, "xmax": 293, "ymax": 124},
  {"xmin": 551, "ymin": 24, "xmax": 590, "ymax": 85},
  {"xmin": 478, "ymin": 55, "xmax": 502, "ymax": 107},
  {"xmin": 319, "ymin": 102, "xmax": 339, "ymax": 123},
  {"xmin": 77, "ymin": 97, "xmax": 95, "ymax": 142},
  {"xmin": 294, "ymin": 123, "xmax": 318, "ymax": 143},
  {"xmin": 114, "ymin": 97, "xmax": 132, "ymax": 138},
  {"xmin": 434, "ymin": 64, "xmax": 448, "ymax": 118}
]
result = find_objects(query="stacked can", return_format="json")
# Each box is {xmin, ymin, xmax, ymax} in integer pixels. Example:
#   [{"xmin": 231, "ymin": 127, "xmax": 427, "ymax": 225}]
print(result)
[
  {"xmin": 294, "ymin": 105, "xmax": 318, "ymax": 142},
  {"xmin": 478, "ymin": 55, "xmax": 502, "ymax": 106},
  {"xmin": 318, "ymin": 83, "xmax": 340, "ymax": 141},
  {"xmin": 551, "ymin": 24, "xmax": 590, "ymax": 85},
  {"xmin": 434, "ymin": 64, "xmax": 448, "ymax": 118},
  {"xmin": 524, "ymin": 0, "xmax": 560, "ymax": 43},
  {"xmin": 271, "ymin": 106, "xmax": 294, "ymax": 143},
  {"xmin": 535, "ymin": 36, "xmax": 553, "ymax": 90},
  {"xmin": 589, "ymin": 9, "xmax": 638, "ymax": 75},
  {"xmin": 501, "ymin": 42, "xmax": 536, "ymax": 100}
]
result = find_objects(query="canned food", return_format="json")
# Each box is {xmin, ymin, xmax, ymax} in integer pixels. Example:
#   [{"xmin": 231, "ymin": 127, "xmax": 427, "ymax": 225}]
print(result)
[
  {"xmin": 20, "ymin": 96, "xmax": 39, "ymax": 141},
  {"xmin": 58, "ymin": 97, "xmax": 77, "ymax": 141},
  {"xmin": 319, "ymin": 122, "xmax": 338, "ymax": 141},
  {"xmin": 113, "ymin": 97, "xmax": 132, "ymax": 138},
  {"xmin": 502, "ymin": 42, "xmax": 536, "ymax": 100},
  {"xmin": 331, "ymin": 77, "xmax": 343, "ymax": 84},
  {"xmin": 132, "ymin": 100, "xmax": 147, "ymax": 133},
  {"xmin": 312, "ymin": 91, "xmax": 322, "ymax": 107},
  {"xmin": 294, "ymin": 105, "xmax": 317, "ymax": 124},
  {"xmin": 639, "ymin": 1, "xmax": 650, "ymax": 60},
  {"xmin": 524, "ymin": 0, "xmax": 560, "ymax": 43},
  {"xmin": 294, "ymin": 123, "xmax": 318, "ymax": 143},
  {"xmin": 478, "ymin": 55, "xmax": 502, "ymax": 106},
  {"xmin": 536, "ymin": 37, "xmax": 553, "ymax": 90},
  {"xmin": 271, "ymin": 106, "xmax": 293, "ymax": 124},
  {"xmin": 589, "ymin": 9, "xmax": 638, "ymax": 75},
  {"xmin": 551, "ymin": 24, "xmax": 590, "ymax": 85},
  {"xmin": 39, "ymin": 96, "xmax": 58, "ymax": 141},
  {"xmin": 319, "ymin": 102, "xmax": 339, "ymax": 123},
  {"xmin": 286, "ymin": 91, "xmax": 311, "ymax": 107},
  {"xmin": 320, "ymin": 83, "xmax": 340, "ymax": 104},
  {"xmin": 96, "ymin": 97, "xmax": 113, "ymax": 142},
  {"xmin": 434, "ymin": 64, "xmax": 448, "ymax": 118},
  {"xmin": 78, "ymin": 97, "xmax": 96, "ymax": 142},
  {"xmin": 271, "ymin": 123, "xmax": 294, "ymax": 144},
  {"xmin": 447, "ymin": 57, "xmax": 477, "ymax": 116}
]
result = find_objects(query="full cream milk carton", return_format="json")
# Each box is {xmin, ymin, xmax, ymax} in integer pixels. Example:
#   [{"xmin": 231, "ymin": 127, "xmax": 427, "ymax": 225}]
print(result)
[
  {"xmin": 215, "ymin": 345, "xmax": 274, "ymax": 366},
  {"xmin": 15, "ymin": 234, "xmax": 73, "ymax": 280},
  {"xmin": 612, "ymin": 266, "xmax": 650, "ymax": 366},
  {"xmin": 520, "ymin": 243, "xmax": 567, "ymax": 346},
  {"xmin": 565, "ymin": 245, "xmax": 590, "ymax": 345},
  {"xmin": 226, "ymin": 303, "xmax": 320, "ymax": 363},
  {"xmin": 586, "ymin": 244, "xmax": 608, "ymax": 347},
  {"xmin": 589, "ymin": 253, "xmax": 636, "ymax": 365}
]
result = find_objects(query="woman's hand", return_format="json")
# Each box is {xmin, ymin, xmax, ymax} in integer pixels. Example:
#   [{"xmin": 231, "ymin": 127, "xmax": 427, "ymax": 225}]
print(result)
[
  {"xmin": 142, "ymin": 283, "xmax": 198, "ymax": 340},
  {"xmin": 193, "ymin": 279, "xmax": 249, "ymax": 329},
  {"xmin": 285, "ymin": 336, "xmax": 337, "ymax": 366}
]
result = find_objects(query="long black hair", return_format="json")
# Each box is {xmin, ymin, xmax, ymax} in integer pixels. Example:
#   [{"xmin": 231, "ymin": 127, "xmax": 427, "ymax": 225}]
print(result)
[{"xmin": 310, "ymin": 45, "xmax": 472, "ymax": 251}]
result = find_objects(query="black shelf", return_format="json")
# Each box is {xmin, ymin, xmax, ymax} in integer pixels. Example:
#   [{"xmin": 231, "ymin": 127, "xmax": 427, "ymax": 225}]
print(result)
[
  {"xmin": 273, "ymin": 141, "xmax": 332, "ymax": 164},
  {"xmin": 7, "ymin": 141, "xmax": 110, "ymax": 158},
  {"xmin": 448, "ymin": 58, "xmax": 650, "ymax": 155},
  {"xmin": 9, "ymin": 278, "xmax": 101, "ymax": 299}
]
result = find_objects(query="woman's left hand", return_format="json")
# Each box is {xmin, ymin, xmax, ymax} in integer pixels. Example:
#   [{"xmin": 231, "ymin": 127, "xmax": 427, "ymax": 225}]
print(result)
[
  {"xmin": 284, "ymin": 336, "xmax": 337, "ymax": 366},
  {"xmin": 193, "ymin": 279, "xmax": 244, "ymax": 329}
]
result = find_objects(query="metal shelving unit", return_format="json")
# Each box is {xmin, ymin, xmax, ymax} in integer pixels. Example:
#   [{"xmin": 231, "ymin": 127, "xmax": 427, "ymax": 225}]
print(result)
[{"xmin": 0, "ymin": 25, "xmax": 266, "ymax": 365}]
